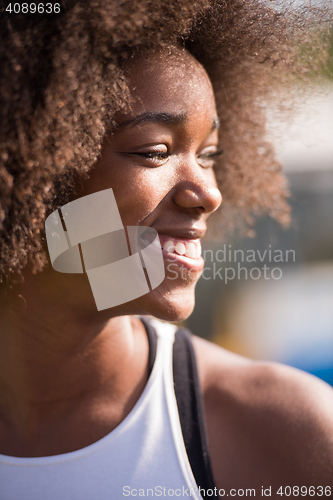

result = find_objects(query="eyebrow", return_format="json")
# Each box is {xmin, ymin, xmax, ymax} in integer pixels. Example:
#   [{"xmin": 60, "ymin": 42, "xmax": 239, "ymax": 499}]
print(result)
[
  {"xmin": 117, "ymin": 112, "xmax": 187, "ymax": 129},
  {"xmin": 117, "ymin": 112, "xmax": 220, "ymax": 132}
]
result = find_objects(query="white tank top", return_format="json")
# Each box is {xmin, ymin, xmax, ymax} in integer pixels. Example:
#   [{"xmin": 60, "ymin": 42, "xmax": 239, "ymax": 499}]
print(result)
[{"xmin": 0, "ymin": 320, "xmax": 205, "ymax": 500}]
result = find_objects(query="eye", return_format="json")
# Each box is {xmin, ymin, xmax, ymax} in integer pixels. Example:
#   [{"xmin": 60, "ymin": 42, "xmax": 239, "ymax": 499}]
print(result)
[
  {"xmin": 135, "ymin": 151, "xmax": 170, "ymax": 161},
  {"xmin": 128, "ymin": 146, "xmax": 170, "ymax": 166},
  {"xmin": 197, "ymin": 148, "xmax": 223, "ymax": 169}
]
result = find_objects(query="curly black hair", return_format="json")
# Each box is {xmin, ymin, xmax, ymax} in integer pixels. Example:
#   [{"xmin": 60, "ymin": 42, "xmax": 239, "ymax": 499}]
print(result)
[{"xmin": 0, "ymin": 0, "xmax": 330, "ymax": 282}]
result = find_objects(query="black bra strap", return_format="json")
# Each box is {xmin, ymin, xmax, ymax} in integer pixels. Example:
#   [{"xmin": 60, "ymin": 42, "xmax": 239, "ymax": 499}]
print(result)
[
  {"xmin": 141, "ymin": 317, "xmax": 218, "ymax": 499},
  {"xmin": 142, "ymin": 317, "xmax": 157, "ymax": 375},
  {"xmin": 173, "ymin": 327, "xmax": 219, "ymax": 499}
]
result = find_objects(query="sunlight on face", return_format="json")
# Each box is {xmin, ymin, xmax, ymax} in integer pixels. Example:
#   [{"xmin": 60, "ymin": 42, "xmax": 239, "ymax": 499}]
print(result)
[{"xmin": 80, "ymin": 47, "xmax": 222, "ymax": 320}]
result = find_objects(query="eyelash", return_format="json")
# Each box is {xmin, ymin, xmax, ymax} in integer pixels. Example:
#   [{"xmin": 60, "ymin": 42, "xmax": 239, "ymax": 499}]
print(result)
[
  {"xmin": 135, "ymin": 152, "xmax": 169, "ymax": 160},
  {"xmin": 134, "ymin": 149, "xmax": 223, "ymax": 163},
  {"xmin": 199, "ymin": 150, "xmax": 223, "ymax": 160}
]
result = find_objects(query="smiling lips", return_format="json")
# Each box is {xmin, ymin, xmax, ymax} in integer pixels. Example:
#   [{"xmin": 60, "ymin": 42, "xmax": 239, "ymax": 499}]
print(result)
[{"xmin": 158, "ymin": 235, "xmax": 202, "ymax": 260}]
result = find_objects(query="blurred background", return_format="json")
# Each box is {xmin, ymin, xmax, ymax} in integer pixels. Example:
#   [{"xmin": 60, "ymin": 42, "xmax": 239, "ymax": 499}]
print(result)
[{"xmin": 186, "ymin": 80, "xmax": 333, "ymax": 386}]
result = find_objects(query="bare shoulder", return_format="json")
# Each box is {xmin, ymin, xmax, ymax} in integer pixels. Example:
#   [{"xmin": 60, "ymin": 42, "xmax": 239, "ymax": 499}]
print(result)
[
  {"xmin": 192, "ymin": 335, "xmax": 333, "ymax": 412},
  {"xmin": 192, "ymin": 335, "xmax": 333, "ymax": 491}
]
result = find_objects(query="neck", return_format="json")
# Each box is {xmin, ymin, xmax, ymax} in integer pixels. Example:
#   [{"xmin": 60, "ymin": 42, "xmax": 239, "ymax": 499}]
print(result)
[{"xmin": 0, "ymin": 270, "xmax": 149, "ymax": 456}]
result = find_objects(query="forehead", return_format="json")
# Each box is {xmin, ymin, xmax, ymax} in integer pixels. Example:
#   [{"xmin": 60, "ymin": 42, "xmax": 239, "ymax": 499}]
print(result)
[{"xmin": 122, "ymin": 48, "xmax": 217, "ymax": 121}]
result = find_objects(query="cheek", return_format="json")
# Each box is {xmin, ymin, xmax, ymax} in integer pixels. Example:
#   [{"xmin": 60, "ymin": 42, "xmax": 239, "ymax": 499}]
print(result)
[
  {"xmin": 83, "ymin": 159, "xmax": 173, "ymax": 225},
  {"xmin": 114, "ymin": 172, "xmax": 171, "ymax": 224}
]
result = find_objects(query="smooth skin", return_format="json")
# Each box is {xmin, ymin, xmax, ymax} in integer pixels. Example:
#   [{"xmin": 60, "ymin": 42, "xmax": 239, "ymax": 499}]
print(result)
[{"xmin": 0, "ymin": 48, "xmax": 332, "ymax": 497}]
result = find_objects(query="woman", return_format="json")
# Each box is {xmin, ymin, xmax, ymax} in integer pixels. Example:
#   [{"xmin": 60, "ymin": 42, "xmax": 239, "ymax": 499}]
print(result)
[{"xmin": 0, "ymin": 1, "xmax": 333, "ymax": 498}]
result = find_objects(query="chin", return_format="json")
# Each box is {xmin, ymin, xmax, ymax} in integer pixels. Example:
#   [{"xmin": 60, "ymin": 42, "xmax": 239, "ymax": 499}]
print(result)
[
  {"xmin": 97, "ymin": 266, "xmax": 200, "ymax": 322},
  {"xmin": 135, "ymin": 281, "xmax": 197, "ymax": 323}
]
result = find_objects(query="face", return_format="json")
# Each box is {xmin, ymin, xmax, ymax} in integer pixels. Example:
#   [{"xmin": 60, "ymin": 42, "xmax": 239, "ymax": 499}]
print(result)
[{"xmin": 80, "ymin": 47, "xmax": 222, "ymax": 321}]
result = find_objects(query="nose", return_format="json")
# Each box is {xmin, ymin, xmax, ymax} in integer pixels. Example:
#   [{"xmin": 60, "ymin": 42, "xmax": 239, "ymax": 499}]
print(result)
[{"xmin": 173, "ymin": 161, "xmax": 223, "ymax": 216}]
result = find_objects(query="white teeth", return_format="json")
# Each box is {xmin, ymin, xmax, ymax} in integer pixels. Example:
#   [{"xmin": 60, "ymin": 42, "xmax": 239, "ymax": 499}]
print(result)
[
  {"xmin": 162, "ymin": 238, "xmax": 201, "ymax": 259},
  {"xmin": 164, "ymin": 240, "xmax": 175, "ymax": 253},
  {"xmin": 185, "ymin": 242, "xmax": 196, "ymax": 258},
  {"xmin": 175, "ymin": 242, "xmax": 186, "ymax": 255},
  {"xmin": 196, "ymin": 241, "xmax": 202, "ymax": 259}
]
